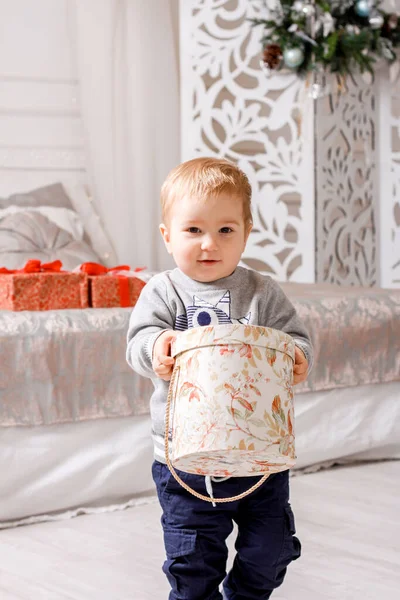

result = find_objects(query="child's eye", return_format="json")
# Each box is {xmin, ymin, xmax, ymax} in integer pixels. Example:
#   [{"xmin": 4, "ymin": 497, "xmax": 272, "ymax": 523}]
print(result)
[
  {"xmin": 187, "ymin": 227, "xmax": 201, "ymax": 234},
  {"xmin": 220, "ymin": 227, "xmax": 233, "ymax": 234}
]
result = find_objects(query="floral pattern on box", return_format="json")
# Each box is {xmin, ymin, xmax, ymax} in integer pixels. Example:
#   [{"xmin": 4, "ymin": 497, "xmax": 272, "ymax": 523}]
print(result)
[{"xmin": 170, "ymin": 324, "xmax": 296, "ymax": 477}]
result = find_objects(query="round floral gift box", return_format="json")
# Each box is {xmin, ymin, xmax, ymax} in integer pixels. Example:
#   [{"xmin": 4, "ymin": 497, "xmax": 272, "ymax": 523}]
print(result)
[{"xmin": 168, "ymin": 323, "xmax": 296, "ymax": 478}]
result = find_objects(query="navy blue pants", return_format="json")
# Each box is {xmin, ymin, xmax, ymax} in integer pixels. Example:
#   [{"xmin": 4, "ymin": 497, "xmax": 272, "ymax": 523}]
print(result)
[{"xmin": 152, "ymin": 461, "xmax": 301, "ymax": 600}]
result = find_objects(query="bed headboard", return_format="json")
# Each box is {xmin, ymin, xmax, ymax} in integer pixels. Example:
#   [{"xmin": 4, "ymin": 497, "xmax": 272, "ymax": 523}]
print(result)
[{"xmin": 0, "ymin": 183, "xmax": 74, "ymax": 210}]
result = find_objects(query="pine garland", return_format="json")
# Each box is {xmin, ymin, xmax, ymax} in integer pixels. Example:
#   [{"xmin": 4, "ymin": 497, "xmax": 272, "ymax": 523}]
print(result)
[{"xmin": 251, "ymin": 0, "xmax": 400, "ymax": 77}]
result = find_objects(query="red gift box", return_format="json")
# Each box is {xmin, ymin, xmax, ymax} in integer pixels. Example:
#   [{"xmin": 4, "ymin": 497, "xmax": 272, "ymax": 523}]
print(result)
[
  {"xmin": 0, "ymin": 260, "xmax": 89, "ymax": 311},
  {"xmin": 79, "ymin": 263, "xmax": 146, "ymax": 308}
]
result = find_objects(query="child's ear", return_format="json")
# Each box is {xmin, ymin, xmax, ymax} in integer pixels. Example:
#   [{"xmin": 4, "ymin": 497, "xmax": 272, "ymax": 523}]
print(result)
[
  {"xmin": 244, "ymin": 224, "xmax": 253, "ymax": 245},
  {"xmin": 159, "ymin": 223, "xmax": 172, "ymax": 254}
]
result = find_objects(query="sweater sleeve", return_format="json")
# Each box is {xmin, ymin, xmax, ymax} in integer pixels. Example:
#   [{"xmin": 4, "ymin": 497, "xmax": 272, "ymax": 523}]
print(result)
[
  {"xmin": 263, "ymin": 277, "xmax": 314, "ymax": 372},
  {"xmin": 126, "ymin": 275, "xmax": 175, "ymax": 379}
]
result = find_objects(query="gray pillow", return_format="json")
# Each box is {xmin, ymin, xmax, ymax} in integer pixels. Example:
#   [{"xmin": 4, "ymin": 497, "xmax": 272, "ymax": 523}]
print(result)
[
  {"xmin": 0, "ymin": 183, "xmax": 73, "ymax": 211},
  {"xmin": 0, "ymin": 211, "xmax": 100, "ymax": 271}
]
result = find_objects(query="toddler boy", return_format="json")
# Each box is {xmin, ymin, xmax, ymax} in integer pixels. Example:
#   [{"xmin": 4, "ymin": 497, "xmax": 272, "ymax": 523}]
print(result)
[{"xmin": 127, "ymin": 157, "xmax": 312, "ymax": 599}]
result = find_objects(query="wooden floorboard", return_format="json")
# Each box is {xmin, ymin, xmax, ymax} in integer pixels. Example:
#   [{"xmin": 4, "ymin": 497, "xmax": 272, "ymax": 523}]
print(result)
[{"xmin": 0, "ymin": 461, "xmax": 399, "ymax": 599}]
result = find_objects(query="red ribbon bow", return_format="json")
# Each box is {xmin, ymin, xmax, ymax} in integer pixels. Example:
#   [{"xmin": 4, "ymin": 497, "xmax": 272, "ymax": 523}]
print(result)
[
  {"xmin": 0, "ymin": 259, "xmax": 63, "ymax": 275},
  {"xmin": 78, "ymin": 262, "xmax": 131, "ymax": 276}
]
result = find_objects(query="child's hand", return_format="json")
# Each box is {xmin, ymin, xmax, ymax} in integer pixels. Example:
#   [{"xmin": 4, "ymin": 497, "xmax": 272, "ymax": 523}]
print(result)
[
  {"xmin": 152, "ymin": 330, "xmax": 178, "ymax": 381},
  {"xmin": 293, "ymin": 346, "xmax": 308, "ymax": 385}
]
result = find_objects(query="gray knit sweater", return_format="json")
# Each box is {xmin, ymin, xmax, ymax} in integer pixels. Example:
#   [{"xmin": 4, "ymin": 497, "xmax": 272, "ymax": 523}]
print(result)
[{"xmin": 126, "ymin": 266, "xmax": 313, "ymax": 463}]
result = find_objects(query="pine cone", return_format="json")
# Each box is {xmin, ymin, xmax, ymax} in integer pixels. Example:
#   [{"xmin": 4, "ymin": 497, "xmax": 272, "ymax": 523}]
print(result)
[
  {"xmin": 262, "ymin": 44, "xmax": 282, "ymax": 69},
  {"xmin": 388, "ymin": 13, "xmax": 398, "ymax": 30}
]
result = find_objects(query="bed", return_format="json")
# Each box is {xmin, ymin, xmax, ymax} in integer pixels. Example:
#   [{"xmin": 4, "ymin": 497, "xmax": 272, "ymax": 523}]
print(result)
[{"xmin": 1, "ymin": 282, "xmax": 399, "ymax": 527}]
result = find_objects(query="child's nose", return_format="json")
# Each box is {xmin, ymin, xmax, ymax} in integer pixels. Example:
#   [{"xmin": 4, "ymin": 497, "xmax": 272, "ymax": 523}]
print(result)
[{"xmin": 201, "ymin": 234, "xmax": 218, "ymax": 251}]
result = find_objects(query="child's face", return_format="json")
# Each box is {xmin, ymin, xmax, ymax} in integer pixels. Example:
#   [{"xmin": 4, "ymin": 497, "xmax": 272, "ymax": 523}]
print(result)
[{"xmin": 160, "ymin": 193, "xmax": 251, "ymax": 282}]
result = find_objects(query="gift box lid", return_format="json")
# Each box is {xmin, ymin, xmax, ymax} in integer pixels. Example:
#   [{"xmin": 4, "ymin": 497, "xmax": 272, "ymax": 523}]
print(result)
[{"xmin": 172, "ymin": 324, "xmax": 295, "ymax": 360}]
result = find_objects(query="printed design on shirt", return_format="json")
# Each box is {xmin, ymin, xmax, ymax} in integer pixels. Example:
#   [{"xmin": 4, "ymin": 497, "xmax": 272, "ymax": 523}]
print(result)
[{"xmin": 175, "ymin": 291, "xmax": 251, "ymax": 331}]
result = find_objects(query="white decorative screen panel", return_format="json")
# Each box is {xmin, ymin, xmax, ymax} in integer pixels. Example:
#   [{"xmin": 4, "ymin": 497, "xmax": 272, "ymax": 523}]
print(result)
[
  {"xmin": 180, "ymin": 0, "xmax": 400, "ymax": 288},
  {"xmin": 390, "ymin": 80, "xmax": 400, "ymax": 286},
  {"xmin": 379, "ymin": 66, "xmax": 400, "ymax": 288},
  {"xmin": 316, "ymin": 75, "xmax": 378, "ymax": 287},
  {"xmin": 180, "ymin": 0, "xmax": 315, "ymax": 283}
]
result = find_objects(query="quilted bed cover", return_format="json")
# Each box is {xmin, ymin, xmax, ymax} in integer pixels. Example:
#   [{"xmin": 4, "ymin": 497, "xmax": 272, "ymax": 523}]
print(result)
[{"xmin": 0, "ymin": 283, "xmax": 399, "ymax": 427}]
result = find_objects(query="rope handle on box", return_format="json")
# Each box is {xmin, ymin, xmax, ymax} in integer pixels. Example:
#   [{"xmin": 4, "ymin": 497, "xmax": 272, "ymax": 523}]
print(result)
[{"xmin": 164, "ymin": 365, "xmax": 269, "ymax": 504}]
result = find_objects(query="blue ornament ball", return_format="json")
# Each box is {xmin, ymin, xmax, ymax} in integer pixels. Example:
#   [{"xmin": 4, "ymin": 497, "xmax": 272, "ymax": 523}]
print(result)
[
  {"xmin": 355, "ymin": 0, "xmax": 371, "ymax": 18},
  {"xmin": 283, "ymin": 47, "xmax": 304, "ymax": 69}
]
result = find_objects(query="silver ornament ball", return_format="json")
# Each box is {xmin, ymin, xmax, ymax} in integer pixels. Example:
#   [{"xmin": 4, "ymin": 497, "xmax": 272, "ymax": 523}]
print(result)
[
  {"xmin": 293, "ymin": 1, "xmax": 305, "ymax": 13},
  {"xmin": 283, "ymin": 47, "xmax": 305, "ymax": 69},
  {"xmin": 369, "ymin": 12, "xmax": 384, "ymax": 29},
  {"xmin": 355, "ymin": 0, "xmax": 372, "ymax": 18}
]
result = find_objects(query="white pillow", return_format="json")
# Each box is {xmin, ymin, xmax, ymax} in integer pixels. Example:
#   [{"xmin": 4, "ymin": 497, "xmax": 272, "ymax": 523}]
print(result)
[
  {"xmin": 62, "ymin": 182, "xmax": 118, "ymax": 266},
  {"xmin": 0, "ymin": 181, "xmax": 118, "ymax": 267},
  {"xmin": 0, "ymin": 211, "xmax": 100, "ymax": 271},
  {"xmin": 0, "ymin": 206, "xmax": 85, "ymax": 241}
]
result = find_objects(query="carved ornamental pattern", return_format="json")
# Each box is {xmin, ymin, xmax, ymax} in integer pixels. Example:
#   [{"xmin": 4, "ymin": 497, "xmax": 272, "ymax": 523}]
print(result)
[
  {"xmin": 180, "ymin": 0, "xmax": 398, "ymax": 287},
  {"xmin": 316, "ymin": 76, "xmax": 378, "ymax": 286},
  {"xmin": 180, "ymin": 0, "xmax": 315, "ymax": 283}
]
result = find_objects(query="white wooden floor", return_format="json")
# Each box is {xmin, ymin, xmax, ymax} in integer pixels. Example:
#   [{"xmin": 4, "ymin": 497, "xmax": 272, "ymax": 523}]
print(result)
[{"xmin": 0, "ymin": 461, "xmax": 399, "ymax": 600}]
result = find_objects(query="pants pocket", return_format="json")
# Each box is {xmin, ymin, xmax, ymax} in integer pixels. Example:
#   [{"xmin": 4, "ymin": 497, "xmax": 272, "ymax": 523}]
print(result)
[
  {"xmin": 162, "ymin": 527, "xmax": 207, "ymax": 599},
  {"xmin": 275, "ymin": 504, "xmax": 301, "ymax": 584},
  {"xmin": 164, "ymin": 527, "xmax": 197, "ymax": 559},
  {"xmin": 286, "ymin": 504, "xmax": 301, "ymax": 560}
]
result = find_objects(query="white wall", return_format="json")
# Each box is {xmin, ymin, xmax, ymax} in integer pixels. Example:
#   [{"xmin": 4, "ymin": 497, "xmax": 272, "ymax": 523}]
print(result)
[{"xmin": 0, "ymin": 0, "xmax": 86, "ymax": 196}]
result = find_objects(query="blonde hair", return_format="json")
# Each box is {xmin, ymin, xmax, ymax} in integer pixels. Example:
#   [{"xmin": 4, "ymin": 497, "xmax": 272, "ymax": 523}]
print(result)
[{"xmin": 161, "ymin": 157, "xmax": 252, "ymax": 227}]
